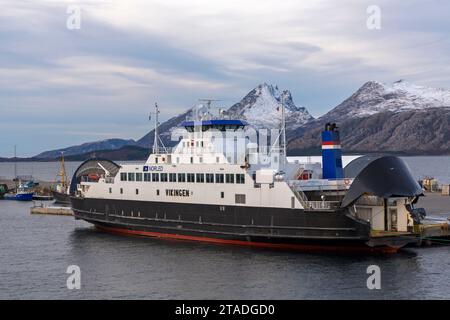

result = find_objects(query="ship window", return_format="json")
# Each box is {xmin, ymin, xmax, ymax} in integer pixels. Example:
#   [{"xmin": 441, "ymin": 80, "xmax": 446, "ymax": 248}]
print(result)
[
  {"xmin": 216, "ymin": 157, "xmax": 220, "ymax": 163},
  {"xmin": 187, "ymin": 173, "xmax": 195, "ymax": 183},
  {"xmin": 128, "ymin": 173, "xmax": 135, "ymax": 181},
  {"xmin": 199, "ymin": 157, "xmax": 203, "ymax": 163},
  {"xmin": 155, "ymin": 157, "xmax": 159, "ymax": 164},
  {"xmin": 201, "ymin": 141, "xmax": 204, "ymax": 147},
  {"xmin": 136, "ymin": 189, "xmax": 139, "ymax": 195},
  {"xmin": 235, "ymin": 194, "xmax": 246, "ymax": 204},
  {"xmin": 169, "ymin": 173, "xmax": 177, "ymax": 182},
  {"xmin": 136, "ymin": 173, "xmax": 143, "ymax": 181},
  {"xmin": 120, "ymin": 173, "xmax": 127, "ymax": 181},
  {"xmin": 144, "ymin": 173, "xmax": 151, "ymax": 182},
  {"xmin": 206, "ymin": 173, "xmax": 214, "ymax": 183},
  {"xmin": 215, "ymin": 174, "xmax": 224, "ymax": 183},
  {"xmin": 156, "ymin": 189, "xmax": 160, "ymax": 196},
  {"xmin": 226, "ymin": 174, "xmax": 234, "ymax": 183},
  {"xmin": 190, "ymin": 157, "xmax": 194, "ymax": 164},
  {"xmin": 178, "ymin": 173, "xmax": 186, "ymax": 182},
  {"xmin": 176, "ymin": 157, "xmax": 180, "ymax": 164},
  {"xmin": 196, "ymin": 173, "xmax": 205, "ymax": 183},
  {"xmin": 120, "ymin": 188, "xmax": 123, "ymax": 194},
  {"xmin": 152, "ymin": 173, "xmax": 159, "ymax": 182},
  {"xmin": 221, "ymin": 192, "xmax": 224, "ymax": 199},
  {"xmin": 109, "ymin": 188, "xmax": 112, "ymax": 194},
  {"xmin": 161, "ymin": 173, "xmax": 168, "ymax": 182},
  {"xmin": 236, "ymin": 174, "xmax": 245, "ymax": 184}
]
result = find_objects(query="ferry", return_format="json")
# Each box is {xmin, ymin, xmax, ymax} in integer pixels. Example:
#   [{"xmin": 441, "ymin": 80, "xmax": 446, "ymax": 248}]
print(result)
[{"xmin": 70, "ymin": 103, "xmax": 424, "ymax": 253}]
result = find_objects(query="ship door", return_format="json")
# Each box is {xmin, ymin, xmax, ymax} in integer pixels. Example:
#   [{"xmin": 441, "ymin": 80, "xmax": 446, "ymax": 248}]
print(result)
[{"xmin": 389, "ymin": 208, "xmax": 398, "ymax": 232}]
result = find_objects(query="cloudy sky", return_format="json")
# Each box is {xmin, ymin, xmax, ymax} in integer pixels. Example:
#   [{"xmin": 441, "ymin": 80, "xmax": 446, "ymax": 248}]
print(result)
[{"xmin": 1, "ymin": 0, "xmax": 449, "ymax": 156}]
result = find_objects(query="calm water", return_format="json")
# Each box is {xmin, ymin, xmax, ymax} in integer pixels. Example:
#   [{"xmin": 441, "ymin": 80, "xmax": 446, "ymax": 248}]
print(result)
[{"xmin": 0, "ymin": 157, "xmax": 449, "ymax": 299}]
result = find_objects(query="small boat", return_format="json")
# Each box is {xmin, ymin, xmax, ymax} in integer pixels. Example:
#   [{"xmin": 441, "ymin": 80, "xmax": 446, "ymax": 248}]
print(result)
[
  {"xmin": 32, "ymin": 194, "xmax": 54, "ymax": 201},
  {"xmin": 0, "ymin": 184, "xmax": 8, "ymax": 199},
  {"xmin": 4, "ymin": 183, "xmax": 34, "ymax": 201}
]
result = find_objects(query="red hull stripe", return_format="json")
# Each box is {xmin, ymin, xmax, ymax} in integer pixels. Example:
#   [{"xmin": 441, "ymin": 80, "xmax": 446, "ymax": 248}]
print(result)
[
  {"xmin": 322, "ymin": 141, "xmax": 341, "ymax": 146},
  {"xmin": 95, "ymin": 225, "xmax": 398, "ymax": 254}
]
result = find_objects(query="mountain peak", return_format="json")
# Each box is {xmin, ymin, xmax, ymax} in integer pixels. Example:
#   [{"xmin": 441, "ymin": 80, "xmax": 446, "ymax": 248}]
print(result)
[
  {"xmin": 323, "ymin": 80, "xmax": 450, "ymax": 120},
  {"xmin": 227, "ymin": 83, "xmax": 313, "ymax": 130}
]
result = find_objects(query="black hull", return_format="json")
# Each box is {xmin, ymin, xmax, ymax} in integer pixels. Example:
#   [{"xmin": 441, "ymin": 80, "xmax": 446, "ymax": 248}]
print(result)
[
  {"xmin": 70, "ymin": 197, "xmax": 415, "ymax": 253},
  {"xmin": 52, "ymin": 191, "xmax": 71, "ymax": 205}
]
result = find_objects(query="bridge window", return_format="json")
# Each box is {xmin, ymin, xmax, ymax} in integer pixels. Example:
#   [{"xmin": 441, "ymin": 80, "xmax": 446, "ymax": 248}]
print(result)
[
  {"xmin": 178, "ymin": 173, "xmax": 186, "ymax": 182},
  {"xmin": 187, "ymin": 173, "xmax": 195, "ymax": 183},
  {"xmin": 196, "ymin": 173, "xmax": 205, "ymax": 183},
  {"xmin": 169, "ymin": 173, "xmax": 177, "ymax": 182},
  {"xmin": 161, "ymin": 173, "xmax": 168, "ymax": 182},
  {"xmin": 120, "ymin": 173, "xmax": 127, "ymax": 181},
  {"xmin": 226, "ymin": 174, "xmax": 234, "ymax": 184},
  {"xmin": 206, "ymin": 173, "xmax": 214, "ymax": 183},
  {"xmin": 136, "ymin": 173, "xmax": 143, "ymax": 181},
  {"xmin": 144, "ymin": 173, "xmax": 151, "ymax": 182},
  {"xmin": 128, "ymin": 173, "xmax": 135, "ymax": 181},
  {"xmin": 215, "ymin": 174, "xmax": 224, "ymax": 183},
  {"xmin": 235, "ymin": 194, "xmax": 246, "ymax": 204},
  {"xmin": 236, "ymin": 174, "xmax": 245, "ymax": 184},
  {"xmin": 152, "ymin": 173, "xmax": 159, "ymax": 182}
]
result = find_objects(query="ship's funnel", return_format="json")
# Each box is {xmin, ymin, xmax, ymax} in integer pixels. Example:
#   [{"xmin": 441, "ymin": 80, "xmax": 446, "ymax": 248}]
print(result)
[{"xmin": 321, "ymin": 123, "xmax": 343, "ymax": 179}]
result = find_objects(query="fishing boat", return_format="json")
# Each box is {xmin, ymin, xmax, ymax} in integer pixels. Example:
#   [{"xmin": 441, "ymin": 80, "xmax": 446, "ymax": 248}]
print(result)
[
  {"xmin": 4, "ymin": 182, "xmax": 34, "ymax": 201},
  {"xmin": 52, "ymin": 153, "xmax": 71, "ymax": 205},
  {"xmin": 69, "ymin": 102, "xmax": 424, "ymax": 254}
]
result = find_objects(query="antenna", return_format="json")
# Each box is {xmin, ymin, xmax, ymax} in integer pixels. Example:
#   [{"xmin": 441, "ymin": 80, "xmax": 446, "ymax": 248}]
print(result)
[
  {"xmin": 149, "ymin": 103, "xmax": 160, "ymax": 154},
  {"xmin": 198, "ymin": 99, "xmax": 220, "ymax": 110},
  {"xmin": 13, "ymin": 145, "xmax": 17, "ymax": 187},
  {"xmin": 281, "ymin": 94, "xmax": 287, "ymax": 164}
]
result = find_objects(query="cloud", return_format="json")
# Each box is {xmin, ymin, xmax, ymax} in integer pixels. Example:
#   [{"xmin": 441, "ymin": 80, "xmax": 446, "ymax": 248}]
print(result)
[{"xmin": 0, "ymin": 0, "xmax": 449, "ymax": 156}]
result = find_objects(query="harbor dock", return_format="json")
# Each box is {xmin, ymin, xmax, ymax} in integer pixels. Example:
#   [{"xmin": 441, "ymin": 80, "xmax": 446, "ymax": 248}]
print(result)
[{"xmin": 30, "ymin": 205, "xmax": 73, "ymax": 216}]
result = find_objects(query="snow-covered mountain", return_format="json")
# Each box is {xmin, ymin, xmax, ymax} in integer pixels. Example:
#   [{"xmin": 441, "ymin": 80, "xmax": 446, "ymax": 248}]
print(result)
[
  {"xmin": 324, "ymin": 80, "xmax": 450, "ymax": 120},
  {"xmin": 137, "ymin": 83, "xmax": 313, "ymax": 148},
  {"xmin": 227, "ymin": 83, "xmax": 313, "ymax": 131},
  {"xmin": 289, "ymin": 80, "xmax": 450, "ymax": 155},
  {"xmin": 33, "ymin": 80, "xmax": 450, "ymax": 159}
]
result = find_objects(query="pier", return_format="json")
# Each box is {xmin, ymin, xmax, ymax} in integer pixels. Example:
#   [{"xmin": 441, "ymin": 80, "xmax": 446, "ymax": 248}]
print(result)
[{"xmin": 30, "ymin": 204, "xmax": 73, "ymax": 216}]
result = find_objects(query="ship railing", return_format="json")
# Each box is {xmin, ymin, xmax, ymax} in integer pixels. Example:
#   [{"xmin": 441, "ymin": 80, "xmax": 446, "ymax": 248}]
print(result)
[
  {"xmin": 287, "ymin": 179, "xmax": 352, "ymax": 192},
  {"xmin": 288, "ymin": 182, "xmax": 342, "ymax": 211},
  {"xmin": 253, "ymin": 146, "xmax": 283, "ymax": 155}
]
